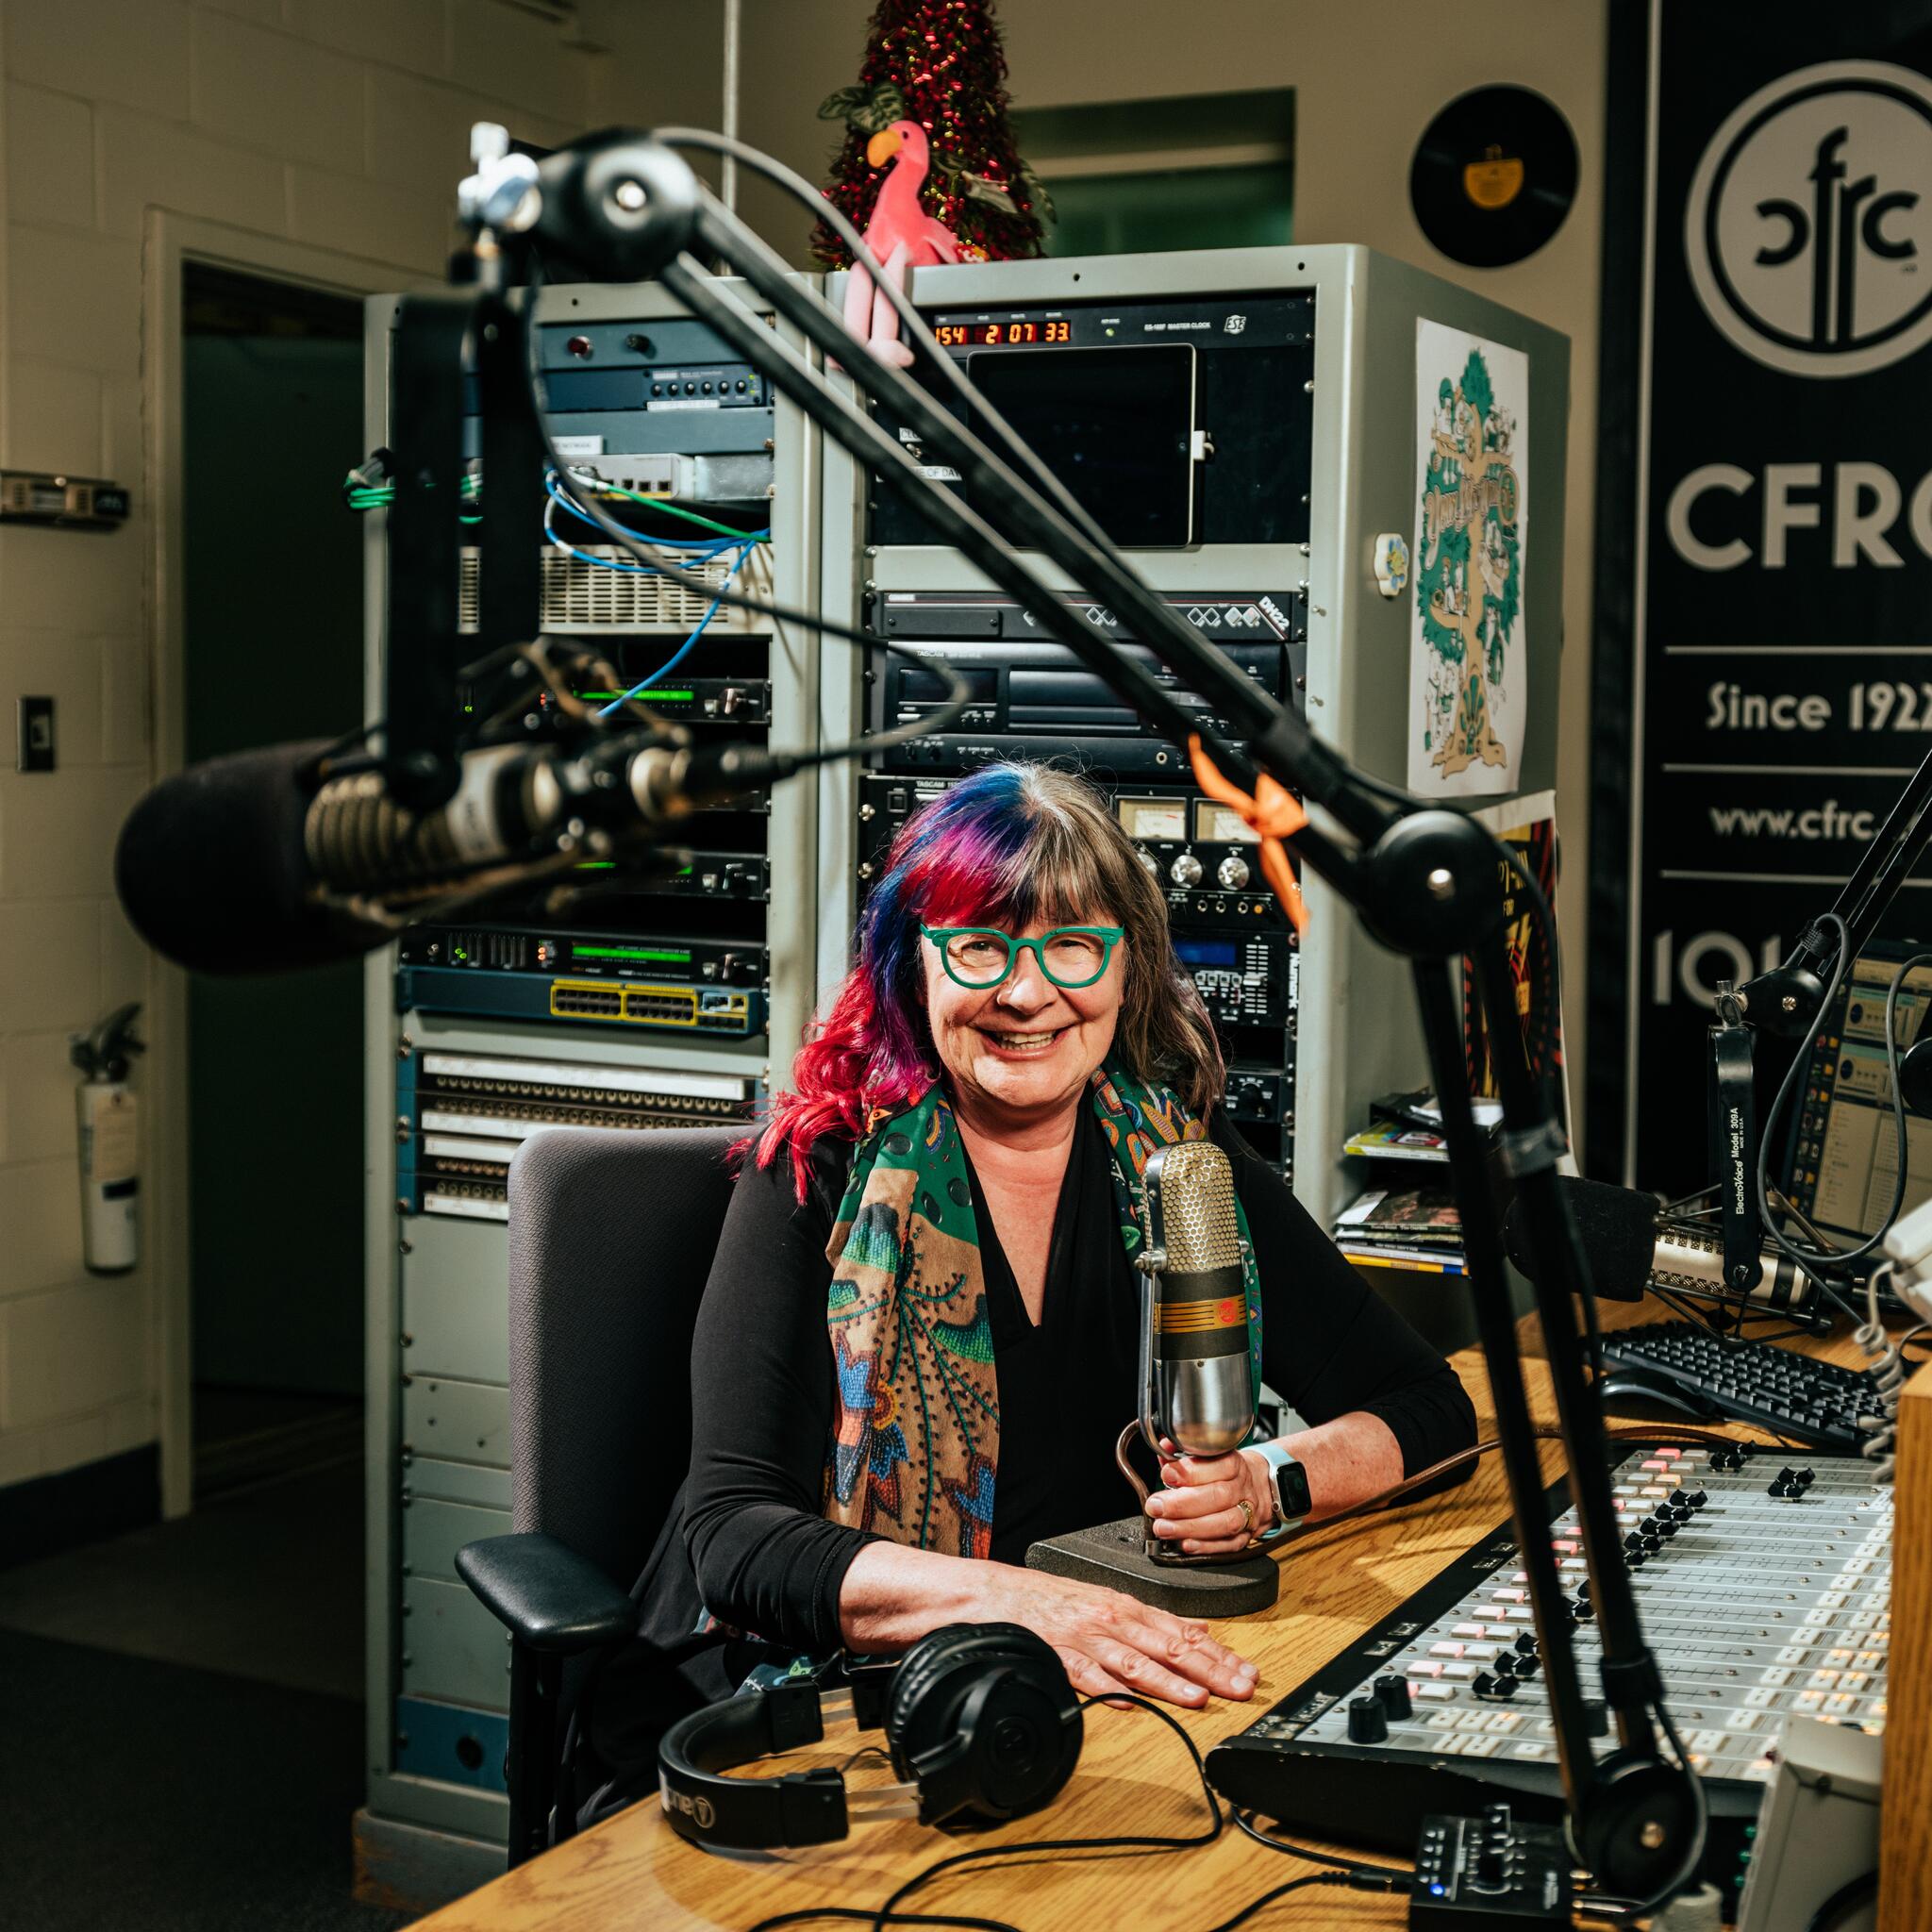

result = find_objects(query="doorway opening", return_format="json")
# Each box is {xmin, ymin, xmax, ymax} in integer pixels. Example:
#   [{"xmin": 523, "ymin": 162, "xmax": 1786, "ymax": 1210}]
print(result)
[{"xmin": 181, "ymin": 264, "xmax": 367, "ymax": 1507}]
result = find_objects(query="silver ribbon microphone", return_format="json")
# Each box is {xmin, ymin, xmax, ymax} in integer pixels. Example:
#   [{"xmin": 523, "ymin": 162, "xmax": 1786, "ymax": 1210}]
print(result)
[{"xmin": 1136, "ymin": 1141, "xmax": 1257, "ymax": 1462}]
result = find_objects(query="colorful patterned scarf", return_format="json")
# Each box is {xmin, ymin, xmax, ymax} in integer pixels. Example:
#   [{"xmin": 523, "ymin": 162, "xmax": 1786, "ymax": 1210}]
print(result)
[{"xmin": 821, "ymin": 1064, "xmax": 1262, "ymax": 1557}]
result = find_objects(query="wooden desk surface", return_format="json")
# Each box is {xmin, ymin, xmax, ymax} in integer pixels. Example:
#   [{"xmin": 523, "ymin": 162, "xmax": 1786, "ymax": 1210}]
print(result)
[{"xmin": 415, "ymin": 1301, "xmax": 1882, "ymax": 1932}]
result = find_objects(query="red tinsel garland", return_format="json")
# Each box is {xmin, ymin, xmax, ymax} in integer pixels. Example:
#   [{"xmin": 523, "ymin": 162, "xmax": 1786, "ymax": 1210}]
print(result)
[{"xmin": 813, "ymin": 0, "xmax": 1045, "ymax": 268}]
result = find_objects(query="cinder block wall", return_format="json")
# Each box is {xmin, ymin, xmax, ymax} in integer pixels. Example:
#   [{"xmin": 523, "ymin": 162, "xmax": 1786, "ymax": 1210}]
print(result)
[{"xmin": 0, "ymin": 0, "xmax": 695, "ymax": 1503}]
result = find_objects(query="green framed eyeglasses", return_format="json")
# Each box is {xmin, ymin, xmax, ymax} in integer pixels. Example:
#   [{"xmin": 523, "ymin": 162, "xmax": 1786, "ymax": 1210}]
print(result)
[{"xmin": 921, "ymin": 924, "xmax": 1125, "ymax": 991}]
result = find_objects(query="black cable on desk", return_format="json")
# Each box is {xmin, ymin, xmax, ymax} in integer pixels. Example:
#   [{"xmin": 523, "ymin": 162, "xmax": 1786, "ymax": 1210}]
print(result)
[
  {"xmin": 1229, "ymin": 1808, "xmax": 1408, "ymax": 1880},
  {"xmin": 1199, "ymin": 1870, "xmax": 1375, "ymax": 1930},
  {"xmin": 845, "ymin": 1693, "xmax": 1222, "ymax": 1932},
  {"xmin": 750, "ymin": 1913, "xmax": 1022, "ymax": 1932}
]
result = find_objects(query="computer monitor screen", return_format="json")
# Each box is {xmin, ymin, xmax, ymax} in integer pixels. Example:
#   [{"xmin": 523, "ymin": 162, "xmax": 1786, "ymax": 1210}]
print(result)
[
  {"xmin": 966, "ymin": 344, "xmax": 1196, "ymax": 546},
  {"xmin": 1783, "ymin": 945, "xmax": 1932, "ymax": 1241}
]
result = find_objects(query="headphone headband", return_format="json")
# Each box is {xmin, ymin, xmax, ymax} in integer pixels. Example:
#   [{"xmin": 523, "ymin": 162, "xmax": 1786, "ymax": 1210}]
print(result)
[{"xmin": 658, "ymin": 1681, "xmax": 851, "ymax": 1848}]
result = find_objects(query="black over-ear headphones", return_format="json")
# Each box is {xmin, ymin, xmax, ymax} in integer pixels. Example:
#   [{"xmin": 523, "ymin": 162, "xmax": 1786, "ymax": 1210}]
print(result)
[{"xmin": 657, "ymin": 1624, "xmax": 1083, "ymax": 1850}]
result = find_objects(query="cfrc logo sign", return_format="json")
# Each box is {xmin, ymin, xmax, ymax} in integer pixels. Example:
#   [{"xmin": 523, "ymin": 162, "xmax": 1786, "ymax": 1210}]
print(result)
[{"xmin": 1685, "ymin": 60, "xmax": 1932, "ymax": 377}]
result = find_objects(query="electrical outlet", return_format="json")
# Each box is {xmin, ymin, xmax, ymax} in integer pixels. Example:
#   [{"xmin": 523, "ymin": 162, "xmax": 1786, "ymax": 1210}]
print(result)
[{"xmin": 17, "ymin": 695, "xmax": 55, "ymax": 772}]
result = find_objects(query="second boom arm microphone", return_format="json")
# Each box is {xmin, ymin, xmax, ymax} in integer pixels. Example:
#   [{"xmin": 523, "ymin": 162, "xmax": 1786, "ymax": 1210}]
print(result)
[
  {"xmin": 1504, "ymin": 1174, "xmax": 1816, "ymax": 1315},
  {"xmin": 115, "ymin": 734, "xmax": 790, "ymax": 975}
]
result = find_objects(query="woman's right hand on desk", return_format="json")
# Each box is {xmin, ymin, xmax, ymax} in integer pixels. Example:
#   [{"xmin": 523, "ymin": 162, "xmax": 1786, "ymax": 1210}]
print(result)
[{"xmin": 969, "ymin": 1566, "xmax": 1260, "ymax": 1708}]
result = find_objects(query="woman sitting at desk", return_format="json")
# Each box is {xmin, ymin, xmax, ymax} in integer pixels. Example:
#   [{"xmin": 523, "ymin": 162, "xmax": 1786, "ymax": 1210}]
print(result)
[{"xmin": 596, "ymin": 762, "xmax": 1474, "ymax": 1783}]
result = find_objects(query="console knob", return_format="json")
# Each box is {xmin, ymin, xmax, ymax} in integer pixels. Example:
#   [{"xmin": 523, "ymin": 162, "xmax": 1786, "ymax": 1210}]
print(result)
[
  {"xmin": 1373, "ymin": 1673, "xmax": 1412, "ymax": 1719},
  {"xmin": 1217, "ymin": 855, "xmax": 1251, "ymax": 891},
  {"xmin": 1137, "ymin": 848, "xmax": 1161, "ymax": 878},
  {"xmin": 1346, "ymin": 1695, "xmax": 1388, "ymax": 1743},
  {"xmin": 1170, "ymin": 852, "xmax": 1203, "ymax": 888}
]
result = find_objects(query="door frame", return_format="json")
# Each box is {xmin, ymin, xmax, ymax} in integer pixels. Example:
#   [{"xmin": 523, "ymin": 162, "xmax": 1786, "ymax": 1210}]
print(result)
[{"xmin": 143, "ymin": 212, "xmax": 433, "ymax": 1518}]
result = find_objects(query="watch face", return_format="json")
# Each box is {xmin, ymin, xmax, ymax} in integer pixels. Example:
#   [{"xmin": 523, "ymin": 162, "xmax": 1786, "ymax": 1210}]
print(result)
[{"xmin": 1275, "ymin": 1458, "xmax": 1312, "ymax": 1523}]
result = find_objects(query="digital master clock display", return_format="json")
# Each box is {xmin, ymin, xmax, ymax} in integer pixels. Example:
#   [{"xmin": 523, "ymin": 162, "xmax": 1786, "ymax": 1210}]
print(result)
[{"xmin": 932, "ymin": 320, "xmax": 1074, "ymax": 346}]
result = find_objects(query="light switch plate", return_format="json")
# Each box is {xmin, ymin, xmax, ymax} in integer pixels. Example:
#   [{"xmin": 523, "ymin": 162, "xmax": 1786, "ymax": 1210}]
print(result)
[{"xmin": 18, "ymin": 695, "xmax": 55, "ymax": 772}]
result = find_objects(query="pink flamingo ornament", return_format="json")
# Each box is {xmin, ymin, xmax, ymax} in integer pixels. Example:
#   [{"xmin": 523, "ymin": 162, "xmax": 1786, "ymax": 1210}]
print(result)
[{"xmin": 841, "ymin": 119, "xmax": 969, "ymax": 367}]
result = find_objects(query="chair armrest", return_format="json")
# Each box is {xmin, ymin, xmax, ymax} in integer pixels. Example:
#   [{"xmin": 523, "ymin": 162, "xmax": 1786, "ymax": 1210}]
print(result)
[{"xmin": 456, "ymin": 1532, "xmax": 637, "ymax": 1654}]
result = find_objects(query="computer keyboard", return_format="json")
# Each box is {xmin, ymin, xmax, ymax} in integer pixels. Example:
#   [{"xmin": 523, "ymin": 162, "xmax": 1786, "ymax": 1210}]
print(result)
[{"xmin": 1597, "ymin": 1320, "xmax": 1879, "ymax": 1454}]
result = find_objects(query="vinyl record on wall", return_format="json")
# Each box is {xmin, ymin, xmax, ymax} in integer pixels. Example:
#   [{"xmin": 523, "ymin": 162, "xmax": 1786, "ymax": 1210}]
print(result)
[{"xmin": 1410, "ymin": 86, "xmax": 1579, "ymax": 268}]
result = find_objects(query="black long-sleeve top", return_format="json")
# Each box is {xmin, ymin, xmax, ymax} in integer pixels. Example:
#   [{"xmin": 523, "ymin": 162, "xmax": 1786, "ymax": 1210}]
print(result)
[{"xmin": 634, "ymin": 1108, "xmax": 1477, "ymax": 1668}]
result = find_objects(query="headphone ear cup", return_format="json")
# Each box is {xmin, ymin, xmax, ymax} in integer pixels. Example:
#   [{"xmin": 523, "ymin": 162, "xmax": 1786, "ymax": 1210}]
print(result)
[
  {"xmin": 884, "ymin": 1623, "xmax": 1082, "ymax": 1828},
  {"xmin": 884, "ymin": 1623, "xmax": 982, "ymax": 1769}
]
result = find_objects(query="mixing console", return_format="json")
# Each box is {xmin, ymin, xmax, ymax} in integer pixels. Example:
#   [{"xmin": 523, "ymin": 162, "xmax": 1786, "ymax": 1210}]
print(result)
[{"xmin": 1208, "ymin": 1443, "xmax": 1891, "ymax": 1900}]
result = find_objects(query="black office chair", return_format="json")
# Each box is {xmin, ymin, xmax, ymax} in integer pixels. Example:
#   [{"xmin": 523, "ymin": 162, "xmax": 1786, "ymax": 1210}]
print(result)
[{"xmin": 455, "ymin": 1122, "xmax": 742, "ymax": 1865}]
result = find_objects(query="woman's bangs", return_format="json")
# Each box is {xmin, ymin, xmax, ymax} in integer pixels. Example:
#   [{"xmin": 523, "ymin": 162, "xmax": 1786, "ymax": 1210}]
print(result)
[{"xmin": 913, "ymin": 811, "xmax": 1109, "ymax": 934}]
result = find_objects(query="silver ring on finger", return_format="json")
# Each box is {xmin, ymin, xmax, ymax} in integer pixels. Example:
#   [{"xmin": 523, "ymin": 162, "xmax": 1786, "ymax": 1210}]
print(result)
[{"xmin": 1237, "ymin": 1497, "xmax": 1252, "ymax": 1535}]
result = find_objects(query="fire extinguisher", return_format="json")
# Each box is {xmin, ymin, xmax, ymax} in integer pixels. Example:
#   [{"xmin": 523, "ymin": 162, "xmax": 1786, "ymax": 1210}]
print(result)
[{"xmin": 71, "ymin": 1003, "xmax": 144, "ymax": 1275}]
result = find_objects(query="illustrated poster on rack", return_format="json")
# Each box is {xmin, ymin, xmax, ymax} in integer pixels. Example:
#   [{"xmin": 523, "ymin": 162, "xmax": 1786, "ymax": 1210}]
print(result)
[{"xmin": 1408, "ymin": 319, "xmax": 1530, "ymax": 796}]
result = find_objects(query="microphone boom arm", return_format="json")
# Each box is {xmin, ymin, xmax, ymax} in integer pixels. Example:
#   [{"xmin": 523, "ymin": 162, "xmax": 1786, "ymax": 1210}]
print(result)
[{"xmin": 473, "ymin": 129, "xmax": 1705, "ymax": 1904}]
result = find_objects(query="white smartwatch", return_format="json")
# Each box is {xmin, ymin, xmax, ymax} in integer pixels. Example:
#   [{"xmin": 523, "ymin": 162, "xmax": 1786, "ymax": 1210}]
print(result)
[{"xmin": 1252, "ymin": 1441, "xmax": 1311, "ymax": 1533}]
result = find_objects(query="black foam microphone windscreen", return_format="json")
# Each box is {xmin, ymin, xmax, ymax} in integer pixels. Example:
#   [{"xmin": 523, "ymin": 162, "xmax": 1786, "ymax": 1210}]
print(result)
[
  {"xmin": 114, "ymin": 741, "xmax": 387, "ymax": 974},
  {"xmin": 1503, "ymin": 1174, "xmax": 1657, "ymax": 1302},
  {"xmin": 1505, "ymin": 1173, "xmax": 1816, "ymax": 1313}
]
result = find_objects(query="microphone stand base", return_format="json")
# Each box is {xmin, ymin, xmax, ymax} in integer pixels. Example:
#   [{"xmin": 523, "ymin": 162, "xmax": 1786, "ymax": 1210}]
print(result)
[{"xmin": 1024, "ymin": 1516, "xmax": 1280, "ymax": 1617}]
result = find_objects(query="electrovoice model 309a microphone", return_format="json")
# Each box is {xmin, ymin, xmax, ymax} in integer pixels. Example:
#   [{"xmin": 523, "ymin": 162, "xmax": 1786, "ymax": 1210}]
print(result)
[
  {"xmin": 1137, "ymin": 1139, "xmax": 1256, "ymax": 1462},
  {"xmin": 1140, "ymin": 1141, "xmax": 1320, "ymax": 1565},
  {"xmin": 1503, "ymin": 1174, "xmax": 1817, "ymax": 1317},
  {"xmin": 114, "ymin": 734, "xmax": 790, "ymax": 975},
  {"xmin": 1023, "ymin": 1135, "xmax": 1281, "ymax": 1618}
]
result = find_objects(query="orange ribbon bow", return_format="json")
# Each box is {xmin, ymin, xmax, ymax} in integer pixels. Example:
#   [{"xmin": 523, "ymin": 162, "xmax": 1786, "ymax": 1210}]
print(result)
[{"xmin": 1186, "ymin": 734, "xmax": 1308, "ymax": 936}]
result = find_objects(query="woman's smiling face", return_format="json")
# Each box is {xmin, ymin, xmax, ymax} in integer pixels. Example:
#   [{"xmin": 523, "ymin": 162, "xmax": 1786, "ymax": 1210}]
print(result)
[{"xmin": 920, "ymin": 916, "xmax": 1125, "ymax": 1126}]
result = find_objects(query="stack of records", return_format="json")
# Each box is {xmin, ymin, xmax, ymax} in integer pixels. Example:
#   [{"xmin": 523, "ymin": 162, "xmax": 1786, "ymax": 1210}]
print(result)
[
  {"xmin": 1344, "ymin": 1088, "xmax": 1502, "ymax": 1152},
  {"xmin": 1333, "ymin": 1091, "xmax": 1485, "ymax": 1275},
  {"xmin": 1332, "ymin": 1185, "xmax": 1467, "ymax": 1275},
  {"xmin": 1341, "ymin": 1120, "xmax": 1452, "ymax": 1163}
]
